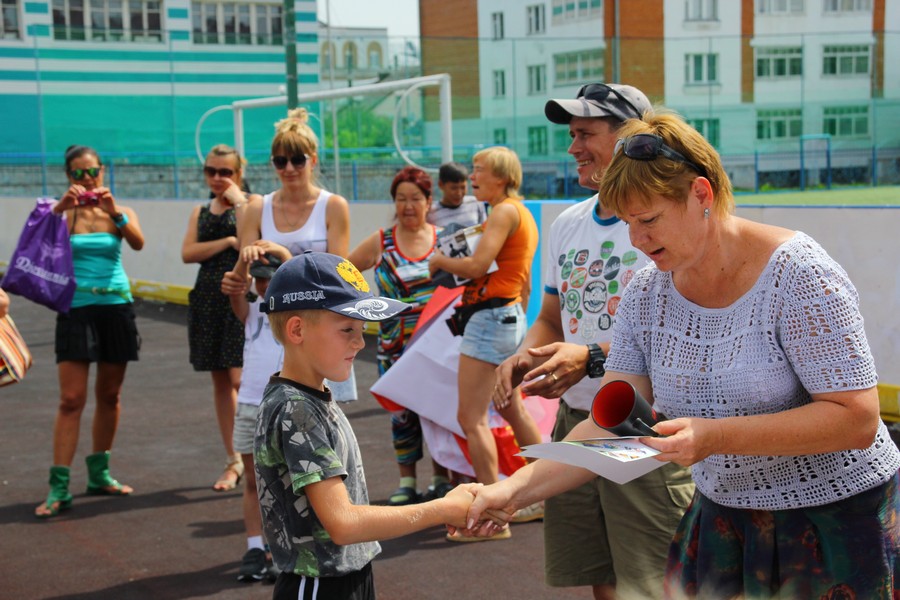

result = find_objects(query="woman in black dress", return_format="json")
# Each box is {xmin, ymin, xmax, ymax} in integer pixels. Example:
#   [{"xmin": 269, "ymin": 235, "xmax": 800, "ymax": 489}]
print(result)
[{"xmin": 182, "ymin": 144, "xmax": 261, "ymax": 491}]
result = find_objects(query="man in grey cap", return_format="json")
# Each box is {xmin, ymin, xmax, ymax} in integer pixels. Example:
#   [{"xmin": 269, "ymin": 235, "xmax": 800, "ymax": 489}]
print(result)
[{"xmin": 493, "ymin": 83, "xmax": 695, "ymax": 599}]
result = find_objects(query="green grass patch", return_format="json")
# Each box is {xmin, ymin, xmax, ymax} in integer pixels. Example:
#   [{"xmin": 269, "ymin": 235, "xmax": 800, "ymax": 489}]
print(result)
[{"xmin": 736, "ymin": 185, "xmax": 900, "ymax": 206}]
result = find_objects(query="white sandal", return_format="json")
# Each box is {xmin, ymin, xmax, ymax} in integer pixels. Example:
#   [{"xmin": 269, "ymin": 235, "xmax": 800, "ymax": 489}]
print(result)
[{"xmin": 213, "ymin": 453, "xmax": 244, "ymax": 492}]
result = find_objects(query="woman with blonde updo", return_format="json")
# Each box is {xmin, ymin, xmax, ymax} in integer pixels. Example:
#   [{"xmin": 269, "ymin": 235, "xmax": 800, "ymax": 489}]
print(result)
[
  {"xmin": 182, "ymin": 143, "xmax": 261, "ymax": 492},
  {"xmin": 234, "ymin": 108, "xmax": 350, "ymax": 263},
  {"xmin": 219, "ymin": 110, "xmax": 351, "ymax": 579}
]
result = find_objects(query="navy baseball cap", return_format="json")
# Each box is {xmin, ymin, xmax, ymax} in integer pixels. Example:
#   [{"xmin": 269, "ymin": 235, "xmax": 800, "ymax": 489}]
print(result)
[
  {"xmin": 545, "ymin": 83, "xmax": 652, "ymax": 124},
  {"xmin": 249, "ymin": 254, "xmax": 283, "ymax": 280},
  {"xmin": 261, "ymin": 252, "xmax": 410, "ymax": 321}
]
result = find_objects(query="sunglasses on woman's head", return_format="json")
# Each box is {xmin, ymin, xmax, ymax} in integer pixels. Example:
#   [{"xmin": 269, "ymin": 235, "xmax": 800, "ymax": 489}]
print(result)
[
  {"xmin": 68, "ymin": 167, "xmax": 101, "ymax": 180},
  {"xmin": 271, "ymin": 154, "xmax": 309, "ymax": 170},
  {"xmin": 203, "ymin": 166, "xmax": 235, "ymax": 178},
  {"xmin": 614, "ymin": 134, "xmax": 708, "ymax": 178}
]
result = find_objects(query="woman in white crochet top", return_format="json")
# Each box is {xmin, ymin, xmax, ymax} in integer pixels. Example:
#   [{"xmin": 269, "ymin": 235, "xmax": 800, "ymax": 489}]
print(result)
[{"xmin": 464, "ymin": 111, "xmax": 900, "ymax": 599}]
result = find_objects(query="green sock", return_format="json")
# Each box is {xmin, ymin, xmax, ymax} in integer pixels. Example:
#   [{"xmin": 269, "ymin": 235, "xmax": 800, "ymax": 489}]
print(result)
[
  {"xmin": 399, "ymin": 476, "xmax": 417, "ymax": 490},
  {"xmin": 431, "ymin": 475, "xmax": 450, "ymax": 488}
]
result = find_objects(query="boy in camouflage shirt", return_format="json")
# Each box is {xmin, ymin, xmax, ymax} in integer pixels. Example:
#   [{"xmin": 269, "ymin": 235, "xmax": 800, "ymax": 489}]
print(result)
[{"xmin": 255, "ymin": 252, "xmax": 477, "ymax": 600}]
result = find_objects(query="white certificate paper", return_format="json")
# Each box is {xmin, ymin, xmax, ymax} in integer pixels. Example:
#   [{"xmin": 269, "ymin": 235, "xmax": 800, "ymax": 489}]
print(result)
[{"xmin": 518, "ymin": 437, "xmax": 668, "ymax": 485}]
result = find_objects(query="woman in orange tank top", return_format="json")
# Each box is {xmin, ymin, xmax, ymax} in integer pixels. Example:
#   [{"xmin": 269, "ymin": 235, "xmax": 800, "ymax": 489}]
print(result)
[{"xmin": 429, "ymin": 148, "xmax": 542, "ymax": 538}]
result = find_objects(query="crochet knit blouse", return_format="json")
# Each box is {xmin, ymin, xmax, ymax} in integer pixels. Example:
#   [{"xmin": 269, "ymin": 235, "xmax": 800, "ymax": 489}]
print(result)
[{"xmin": 606, "ymin": 232, "xmax": 900, "ymax": 510}]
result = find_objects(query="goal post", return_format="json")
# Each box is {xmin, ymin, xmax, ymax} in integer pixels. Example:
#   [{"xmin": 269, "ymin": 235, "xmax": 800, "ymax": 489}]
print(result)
[{"xmin": 194, "ymin": 73, "xmax": 453, "ymax": 191}]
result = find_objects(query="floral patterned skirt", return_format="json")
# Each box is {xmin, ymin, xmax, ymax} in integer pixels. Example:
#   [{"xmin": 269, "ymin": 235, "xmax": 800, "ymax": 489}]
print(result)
[{"xmin": 665, "ymin": 471, "xmax": 900, "ymax": 600}]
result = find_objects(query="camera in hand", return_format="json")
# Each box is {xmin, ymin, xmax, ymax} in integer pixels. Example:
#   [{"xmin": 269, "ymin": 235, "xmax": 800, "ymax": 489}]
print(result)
[{"xmin": 76, "ymin": 191, "xmax": 99, "ymax": 206}]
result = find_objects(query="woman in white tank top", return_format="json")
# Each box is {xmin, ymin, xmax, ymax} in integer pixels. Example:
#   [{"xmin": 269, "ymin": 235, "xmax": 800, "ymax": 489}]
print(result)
[{"xmin": 236, "ymin": 108, "xmax": 350, "ymax": 264}]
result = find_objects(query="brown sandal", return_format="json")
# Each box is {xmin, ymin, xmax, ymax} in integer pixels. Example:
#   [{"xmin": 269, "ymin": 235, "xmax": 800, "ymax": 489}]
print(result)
[{"xmin": 213, "ymin": 453, "xmax": 244, "ymax": 492}]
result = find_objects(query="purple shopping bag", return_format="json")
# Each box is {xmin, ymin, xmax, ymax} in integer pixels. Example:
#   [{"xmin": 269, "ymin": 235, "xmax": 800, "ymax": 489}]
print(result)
[{"xmin": 1, "ymin": 197, "xmax": 76, "ymax": 313}]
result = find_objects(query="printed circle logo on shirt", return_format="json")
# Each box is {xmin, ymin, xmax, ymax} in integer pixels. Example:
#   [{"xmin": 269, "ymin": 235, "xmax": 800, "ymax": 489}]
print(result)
[
  {"xmin": 574, "ymin": 249, "xmax": 589, "ymax": 266},
  {"xmin": 561, "ymin": 280, "xmax": 568, "ymax": 294},
  {"xmin": 608, "ymin": 280, "xmax": 619, "ymax": 295},
  {"xmin": 603, "ymin": 256, "xmax": 621, "ymax": 281},
  {"xmin": 558, "ymin": 253, "xmax": 566, "ymax": 267},
  {"xmin": 598, "ymin": 313, "xmax": 613, "ymax": 331},
  {"xmin": 570, "ymin": 267, "xmax": 588, "ymax": 289},
  {"xmin": 568, "ymin": 316, "xmax": 579, "ymax": 335},
  {"xmin": 622, "ymin": 250, "xmax": 639, "ymax": 266},
  {"xmin": 589, "ymin": 259, "xmax": 604, "ymax": 277},
  {"xmin": 565, "ymin": 290, "xmax": 581, "ymax": 313},
  {"xmin": 600, "ymin": 241, "xmax": 615, "ymax": 259},
  {"xmin": 583, "ymin": 280, "xmax": 607, "ymax": 313},
  {"xmin": 561, "ymin": 261, "xmax": 573, "ymax": 280},
  {"xmin": 607, "ymin": 296, "xmax": 622, "ymax": 316},
  {"xmin": 622, "ymin": 269, "xmax": 635, "ymax": 287}
]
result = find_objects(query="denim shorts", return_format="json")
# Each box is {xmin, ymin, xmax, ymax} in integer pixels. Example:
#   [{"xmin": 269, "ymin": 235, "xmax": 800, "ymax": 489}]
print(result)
[{"xmin": 458, "ymin": 302, "xmax": 526, "ymax": 365}]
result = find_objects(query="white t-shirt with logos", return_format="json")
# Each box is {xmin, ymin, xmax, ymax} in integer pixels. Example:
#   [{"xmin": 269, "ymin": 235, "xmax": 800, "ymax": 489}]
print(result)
[{"xmin": 543, "ymin": 194, "xmax": 650, "ymax": 411}]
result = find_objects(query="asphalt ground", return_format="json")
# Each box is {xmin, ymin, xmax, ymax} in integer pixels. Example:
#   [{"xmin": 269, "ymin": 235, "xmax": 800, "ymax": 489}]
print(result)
[{"xmin": 0, "ymin": 297, "xmax": 593, "ymax": 600}]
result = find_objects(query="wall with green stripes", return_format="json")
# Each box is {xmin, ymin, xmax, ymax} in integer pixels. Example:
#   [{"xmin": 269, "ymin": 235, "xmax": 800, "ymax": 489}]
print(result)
[{"xmin": 1, "ymin": 0, "xmax": 321, "ymax": 159}]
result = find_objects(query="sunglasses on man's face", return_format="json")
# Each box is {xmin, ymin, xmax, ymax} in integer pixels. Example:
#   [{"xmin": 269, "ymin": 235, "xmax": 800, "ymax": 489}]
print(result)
[
  {"xmin": 271, "ymin": 154, "xmax": 309, "ymax": 170},
  {"xmin": 203, "ymin": 166, "xmax": 235, "ymax": 178},
  {"xmin": 68, "ymin": 167, "xmax": 101, "ymax": 180},
  {"xmin": 576, "ymin": 83, "xmax": 644, "ymax": 120},
  {"xmin": 614, "ymin": 134, "xmax": 708, "ymax": 178}
]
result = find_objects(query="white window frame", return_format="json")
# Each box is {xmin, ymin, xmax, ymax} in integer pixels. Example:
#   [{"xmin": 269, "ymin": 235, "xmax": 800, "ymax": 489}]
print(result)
[
  {"xmin": 685, "ymin": 0, "xmax": 717, "ymax": 21},
  {"xmin": 685, "ymin": 53, "xmax": 718, "ymax": 84},
  {"xmin": 756, "ymin": 47, "xmax": 802, "ymax": 79},
  {"xmin": 823, "ymin": 105, "xmax": 869, "ymax": 137},
  {"xmin": 1, "ymin": 0, "xmax": 21, "ymax": 39},
  {"xmin": 192, "ymin": 1, "xmax": 283, "ymax": 46},
  {"xmin": 527, "ymin": 64, "xmax": 547, "ymax": 95},
  {"xmin": 491, "ymin": 11, "xmax": 504, "ymax": 40},
  {"xmin": 822, "ymin": 44, "xmax": 870, "ymax": 76},
  {"xmin": 528, "ymin": 126, "xmax": 549, "ymax": 156},
  {"xmin": 553, "ymin": 48, "xmax": 603, "ymax": 86},
  {"xmin": 526, "ymin": 4, "xmax": 545, "ymax": 35},
  {"xmin": 687, "ymin": 118, "xmax": 721, "ymax": 147},
  {"xmin": 552, "ymin": 0, "xmax": 602, "ymax": 23},
  {"xmin": 755, "ymin": 0, "xmax": 804, "ymax": 14},
  {"xmin": 823, "ymin": 0, "xmax": 871, "ymax": 12},
  {"xmin": 53, "ymin": 0, "xmax": 161, "ymax": 41},
  {"xmin": 492, "ymin": 70, "xmax": 506, "ymax": 98},
  {"xmin": 756, "ymin": 108, "xmax": 803, "ymax": 140}
]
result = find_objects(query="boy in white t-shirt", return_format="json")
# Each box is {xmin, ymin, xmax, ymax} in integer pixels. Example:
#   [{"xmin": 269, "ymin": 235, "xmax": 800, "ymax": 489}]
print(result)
[{"xmin": 226, "ymin": 253, "xmax": 286, "ymax": 583}]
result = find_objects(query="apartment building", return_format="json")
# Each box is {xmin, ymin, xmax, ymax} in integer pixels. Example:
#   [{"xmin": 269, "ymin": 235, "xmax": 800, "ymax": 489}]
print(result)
[{"xmin": 420, "ymin": 0, "xmax": 899, "ymax": 187}]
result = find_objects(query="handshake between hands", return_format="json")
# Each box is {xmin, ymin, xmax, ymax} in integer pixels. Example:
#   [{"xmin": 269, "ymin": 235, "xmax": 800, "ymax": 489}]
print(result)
[{"xmin": 441, "ymin": 482, "xmax": 515, "ymax": 537}]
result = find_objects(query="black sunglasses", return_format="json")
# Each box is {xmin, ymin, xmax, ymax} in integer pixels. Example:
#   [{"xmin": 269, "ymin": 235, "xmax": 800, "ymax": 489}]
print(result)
[
  {"xmin": 203, "ymin": 166, "xmax": 235, "ymax": 178},
  {"xmin": 614, "ymin": 134, "xmax": 707, "ymax": 178},
  {"xmin": 271, "ymin": 154, "xmax": 309, "ymax": 170},
  {"xmin": 576, "ymin": 83, "xmax": 644, "ymax": 120},
  {"xmin": 68, "ymin": 167, "xmax": 101, "ymax": 180}
]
